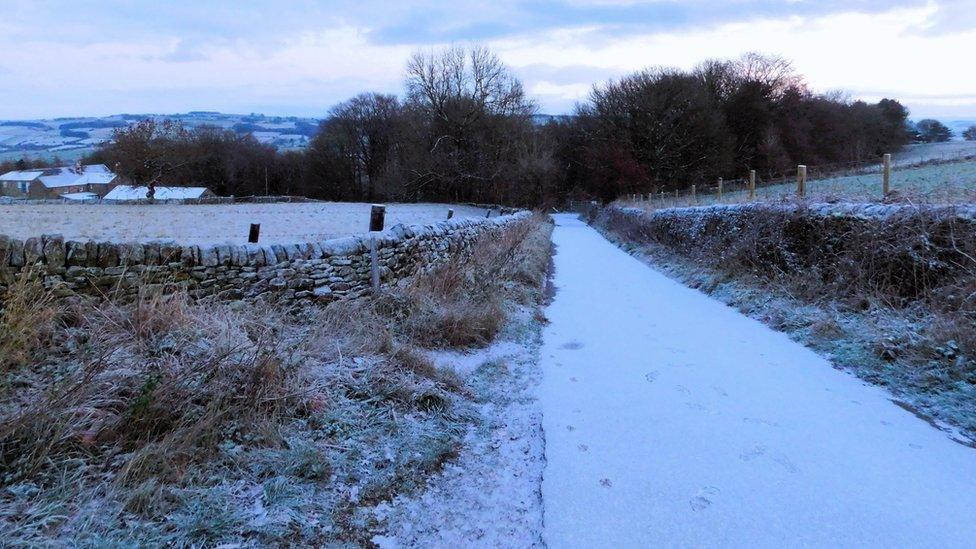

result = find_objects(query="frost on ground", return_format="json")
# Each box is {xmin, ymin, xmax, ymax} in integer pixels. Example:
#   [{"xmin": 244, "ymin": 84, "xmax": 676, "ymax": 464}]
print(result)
[
  {"xmin": 367, "ymin": 306, "xmax": 545, "ymax": 548},
  {"xmin": 0, "ymin": 214, "xmax": 553, "ymax": 546},
  {"xmin": 0, "ymin": 202, "xmax": 489, "ymax": 244},
  {"xmin": 541, "ymin": 214, "xmax": 976, "ymax": 547},
  {"xmin": 587, "ymin": 205, "xmax": 976, "ymax": 441}
]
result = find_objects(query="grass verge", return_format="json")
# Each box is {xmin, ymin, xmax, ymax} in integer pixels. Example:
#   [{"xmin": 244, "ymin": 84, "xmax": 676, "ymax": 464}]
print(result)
[{"xmin": 0, "ymin": 213, "xmax": 554, "ymax": 546}]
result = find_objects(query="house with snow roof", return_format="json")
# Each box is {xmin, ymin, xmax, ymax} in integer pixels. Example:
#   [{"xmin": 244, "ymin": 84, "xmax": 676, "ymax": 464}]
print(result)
[{"xmin": 0, "ymin": 163, "xmax": 120, "ymax": 199}]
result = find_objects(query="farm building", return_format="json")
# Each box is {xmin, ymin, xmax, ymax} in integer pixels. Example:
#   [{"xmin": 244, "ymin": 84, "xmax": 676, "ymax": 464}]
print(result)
[
  {"xmin": 103, "ymin": 185, "xmax": 214, "ymax": 201},
  {"xmin": 0, "ymin": 163, "xmax": 120, "ymax": 199}
]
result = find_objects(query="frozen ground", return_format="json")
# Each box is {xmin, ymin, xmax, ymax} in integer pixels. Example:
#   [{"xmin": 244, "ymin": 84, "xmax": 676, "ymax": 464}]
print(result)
[
  {"xmin": 0, "ymin": 202, "xmax": 489, "ymax": 244},
  {"xmin": 367, "ymin": 307, "xmax": 546, "ymax": 547},
  {"xmin": 628, "ymin": 158, "xmax": 976, "ymax": 209},
  {"xmin": 893, "ymin": 140, "xmax": 976, "ymax": 166},
  {"xmin": 540, "ymin": 213, "xmax": 976, "ymax": 547}
]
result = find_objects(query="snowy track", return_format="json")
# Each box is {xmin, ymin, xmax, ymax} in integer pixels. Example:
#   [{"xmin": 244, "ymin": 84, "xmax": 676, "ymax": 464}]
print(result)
[{"xmin": 540, "ymin": 214, "xmax": 976, "ymax": 548}]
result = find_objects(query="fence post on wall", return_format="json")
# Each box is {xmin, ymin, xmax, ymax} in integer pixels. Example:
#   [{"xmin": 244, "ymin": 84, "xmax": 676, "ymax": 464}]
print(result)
[
  {"xmin": 447, "ymin": 208, "xmax": 454, "ymax": 219},
  {"xmin": 882, "ymin": 153, "xmax": 891, "ymax": 197},
  {"xmin": 691, "ymin": 184, "xmax": 697, "ymax": 204},
  {"xmin": 749, "ymin": 170, "xmax": 756, "ymax": 200},
  {"xmin": 369, "ymin": 236, "xmax": 380, "ymax": 294},
  {"xmin": 248, "ymin": 223, "xmax": 260, "ymax": 243},
  {"xmin": 797, "ymin": 165, "xmax": 807, "ymax": 197},
  {"xmin": 369, "ymin": 204, "xmax": 386, "ymax": 231},
  {"xmin": 717, "ymin": 178, "xmax": 723, "ymax": 201}
]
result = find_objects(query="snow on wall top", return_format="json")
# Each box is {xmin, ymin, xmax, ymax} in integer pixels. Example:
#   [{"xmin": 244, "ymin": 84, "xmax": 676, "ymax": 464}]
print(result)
[{"xmin": 626, "ymin": 202, "xmax": 976, "ymax": 222}]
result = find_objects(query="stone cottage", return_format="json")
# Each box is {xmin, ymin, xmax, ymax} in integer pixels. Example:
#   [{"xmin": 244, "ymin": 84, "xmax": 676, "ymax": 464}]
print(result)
[{"xmin": 0, "ymin": 163, "xmax": 120, "ymax": 199}]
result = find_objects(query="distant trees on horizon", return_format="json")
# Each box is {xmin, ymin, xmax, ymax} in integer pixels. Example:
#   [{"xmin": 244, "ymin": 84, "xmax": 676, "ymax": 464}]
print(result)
[{"xmin": 42, "ymin": 47, "xmax": 918, "ymax": 205}]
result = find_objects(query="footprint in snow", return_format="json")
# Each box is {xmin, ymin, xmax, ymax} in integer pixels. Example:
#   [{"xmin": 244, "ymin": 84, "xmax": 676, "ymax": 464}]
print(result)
[
  {"xmin": 600, "ymin": 478, "xmax": 613, "ymax": 488},
  {"xmin": 675, "ymin": 385, "xmax": 691, "ymax": 395},
  {"xmin": 560, "ymin": 341, "xmax": 584, "ymax": 350},
  {"xmin": 712, "ymin": 386, "xmax": 729, "ymax": 397},
  {"xmin": 743, "ymin": 417, "xmax": 780, "ymax": 427},
  {"xmin": 570, "ymin": 377, "xmax": 578, "ymax": 383},
  {"xmin": 690, "ymin": 486, "xmax": 720, "ymax": 510},
  {"xmin": 645, "ymin": 371, "xmax": 659, "ymax": 383},
  {"xmin": 771, "ymin": 453, "xmax": 798, "ymax": 473},
  {"xmin": 578, "ymin": 444, "xmax": 588, "ymax": 452},
  {"xmin": 566, "ymin": 425, "xmax": 575, "ymax": 431},
  {"xmin": 739, "ymin": 445, "xmax": 767, "ymax": 461},
  {"xmin": 740, "ymin": 445, "xmax": 797, "ymax": 473}
]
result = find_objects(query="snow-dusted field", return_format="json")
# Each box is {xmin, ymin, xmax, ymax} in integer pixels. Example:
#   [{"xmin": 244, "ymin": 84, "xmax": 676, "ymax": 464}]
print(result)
[
  {"xmin": 628, "ymin": 158, "xmax": 976, "ymax": 209},
  {"xmin": 0, "ymin": 202, "xmax": 490, "ymax": 244}
]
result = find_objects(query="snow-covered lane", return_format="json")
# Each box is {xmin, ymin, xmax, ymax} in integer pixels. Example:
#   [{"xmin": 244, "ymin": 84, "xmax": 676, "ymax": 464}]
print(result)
[{"xmin": 539, "ymin": 213, "xmax": 976, "ymax": 548}]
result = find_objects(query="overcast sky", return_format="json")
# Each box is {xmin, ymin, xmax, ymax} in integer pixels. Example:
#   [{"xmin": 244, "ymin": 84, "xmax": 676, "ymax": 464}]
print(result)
[{"xmin": 1, "ymin": 0, "xmax": 974, "ymax": 120}]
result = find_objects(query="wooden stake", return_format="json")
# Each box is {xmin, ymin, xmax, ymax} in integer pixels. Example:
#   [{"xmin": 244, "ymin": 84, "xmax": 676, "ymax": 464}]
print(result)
[
  {"xmin": 248, "ymin": 223, "xmax": 260, "ymax": 243},
  {"xmin": 717, "ymin": 178, "xmax": 723, "ymax": 201},
  {"xmin": 369, "ymin": 204, "xmax": 386, "ymax": 231},
  {"xmin": 797, "ymin": 165, "xmax": 807, "ymax": 197},
  {"xmin": 447, "ymin": 208, "xmax": 454, "ymax": 219},
  {"xmin": 748, "ymin": 170, "xmax": 756, "ymax": 200},
  {"xmin": 691, "ymin": 184, "xmax": 697, "ymax": 204},
  {"xmin": 882, "ymin": 153, "xmax": 891, "ymax": 196}
]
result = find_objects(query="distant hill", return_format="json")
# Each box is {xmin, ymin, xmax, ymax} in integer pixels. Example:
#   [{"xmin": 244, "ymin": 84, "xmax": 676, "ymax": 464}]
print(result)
[
  {"xmin": 946, "ymin": 120, "xmax": 976, "ymax": 140},
  {"xmin": 0, "ymin": 112, "xmax": 323, "ymax": 162}
]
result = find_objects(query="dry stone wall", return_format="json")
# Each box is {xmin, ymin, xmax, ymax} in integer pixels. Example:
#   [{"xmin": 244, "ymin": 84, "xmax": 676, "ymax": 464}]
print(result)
[{"xmin": 0, "ymin": 211, "xmax": 531, "ymax": 305}]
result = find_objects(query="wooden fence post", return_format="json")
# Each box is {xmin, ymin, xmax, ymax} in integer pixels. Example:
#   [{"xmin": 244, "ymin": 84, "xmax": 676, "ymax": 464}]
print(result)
[
  {"xmin": 749, "ymin": 170, "xmax": 756, "ymax": 200},
  {"xmin": 882, "ymin": 153, "xmax": 891, "ymax": 196},
  {"xmin": 717, "ymin": 178, "xmax": 723, "ymax": 201},
  {"xmin": 691, "ymin": 184, "xmax": 697, "ymax": 204},
  {"xmin": 797, "ymin": 165, "xmax": 807, "ymax": 197},
  {"xmin": 369, "ymin": 204, "xmax": 386, "ymax": 231},
  {"xmin": 447, "ymin": 208, "xmax": 454, "ymax": 219},
  {"xmin": 248, "ymin": 223, "xmax": 260, "ymax": 243},
  {"xmin": 369, "ymin": 236, "xmax": 380, "ymax": 293}
]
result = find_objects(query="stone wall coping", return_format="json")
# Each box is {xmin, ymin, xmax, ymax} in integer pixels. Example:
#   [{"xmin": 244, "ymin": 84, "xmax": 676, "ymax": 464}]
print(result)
[{"xmin": 0, "ymin": 210, "xmax": 531, "ymax": 269}]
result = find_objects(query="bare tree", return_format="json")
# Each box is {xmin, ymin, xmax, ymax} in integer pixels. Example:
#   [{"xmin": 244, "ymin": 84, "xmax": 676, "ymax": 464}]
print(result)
[{"xmin": 400, "ymin": 46, "xmax": 536, "ymax": 202}]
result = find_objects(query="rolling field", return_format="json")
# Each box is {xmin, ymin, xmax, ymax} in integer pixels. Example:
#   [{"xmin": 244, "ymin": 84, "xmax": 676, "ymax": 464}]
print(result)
[
  {"xmin": 0, "ymin": 202, "xmax": 490, "ymax": 245},
  {"xmin": 628, "ymin": 158, "xmax": 976, "ymax": 210}
]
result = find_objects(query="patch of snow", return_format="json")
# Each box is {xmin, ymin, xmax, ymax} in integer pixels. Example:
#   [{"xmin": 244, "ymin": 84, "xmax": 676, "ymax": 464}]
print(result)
[
  {"xmin": 539, "ymin": 213, "xmax": 976, "ymax": 546},
  {"xmin": 367, "ymin": 306, "xmax": 545, "ymax": 547}
]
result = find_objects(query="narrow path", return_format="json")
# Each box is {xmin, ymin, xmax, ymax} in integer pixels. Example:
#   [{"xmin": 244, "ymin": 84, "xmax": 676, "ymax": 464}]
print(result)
[{"xmin": 539, "ymin": 214, "xmax": 976, "ymax": 548}]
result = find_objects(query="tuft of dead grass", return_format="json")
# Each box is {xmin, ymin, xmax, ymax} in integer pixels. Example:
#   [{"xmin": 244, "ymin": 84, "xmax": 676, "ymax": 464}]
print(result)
[
  {"xmin": 0, "ymin": 269, "xmax": 60, "ymax": 373},
  {"xmin": 0, "ymin": 212, "xmax": 555, "ymax": 546}
]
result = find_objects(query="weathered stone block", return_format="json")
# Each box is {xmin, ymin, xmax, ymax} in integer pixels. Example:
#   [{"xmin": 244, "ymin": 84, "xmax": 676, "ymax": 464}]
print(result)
[{"xmin": 24, "ymin": 237, "xmax": 43, "ymax": 265}]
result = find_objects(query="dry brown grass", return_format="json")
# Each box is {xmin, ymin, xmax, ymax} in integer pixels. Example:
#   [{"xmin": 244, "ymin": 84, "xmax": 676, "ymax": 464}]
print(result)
[
  {"xmin": 0, "ymin": 269, "xmax": 60, "ymax": 373},
  {"xmin": 0, "ymin": 212, "xmax": 555, "ymax": 546}
]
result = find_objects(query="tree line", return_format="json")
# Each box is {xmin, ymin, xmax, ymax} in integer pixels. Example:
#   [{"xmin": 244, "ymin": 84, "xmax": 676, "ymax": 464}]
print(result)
[{"xmin": 62, "ymin": 47, "xmax": 922, "ymax": 205}]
